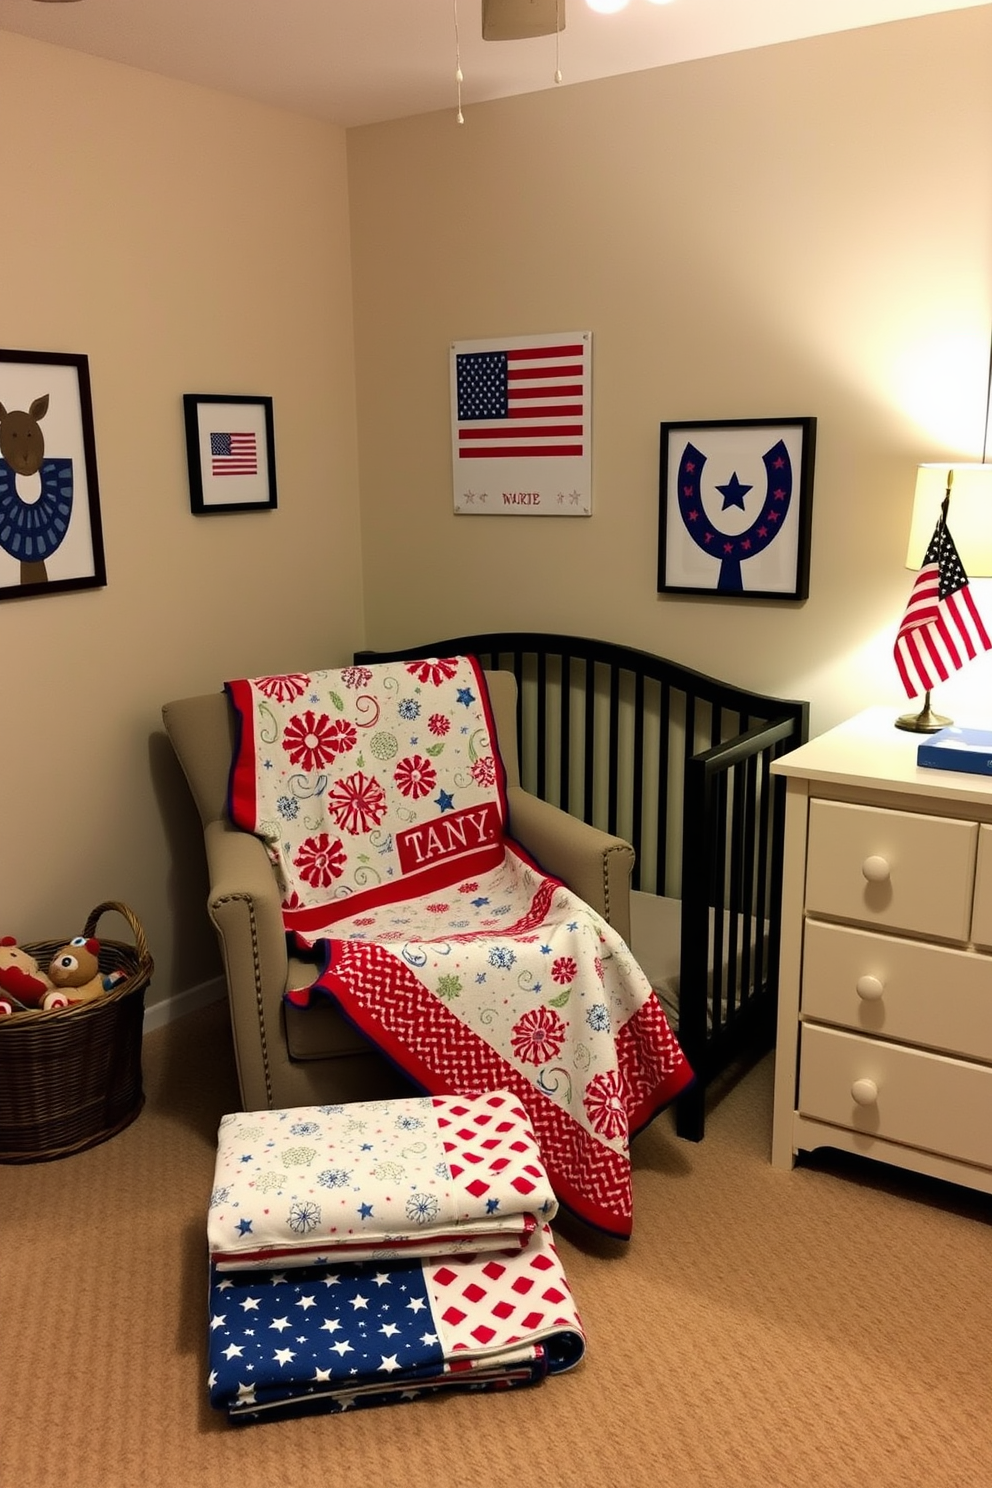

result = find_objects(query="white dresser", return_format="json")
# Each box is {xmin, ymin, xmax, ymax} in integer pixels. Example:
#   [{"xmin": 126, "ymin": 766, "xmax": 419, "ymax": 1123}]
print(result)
[{"xmin": 771, "ymin": 706, "xmax": 992, "ymax": 1193}]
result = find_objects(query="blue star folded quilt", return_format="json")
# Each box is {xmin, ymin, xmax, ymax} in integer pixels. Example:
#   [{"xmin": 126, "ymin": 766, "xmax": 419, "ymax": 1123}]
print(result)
[
  {"xmin": 208, "ymin": 1091, "xmax": 558, "ymax": 1271},
  {"xmin": 207, "ymin": 1222, "xmax": 585, "ymax": 1423},
  {"xmin": 226, "ymin": 654, "xmax": 693, "ymax": 1238}
]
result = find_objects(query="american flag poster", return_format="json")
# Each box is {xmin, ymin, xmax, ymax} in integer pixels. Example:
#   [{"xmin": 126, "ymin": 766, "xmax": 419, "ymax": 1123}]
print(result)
[{"xmin": 450, "ymin": 332, "xmax": 592, "ymax": 516}]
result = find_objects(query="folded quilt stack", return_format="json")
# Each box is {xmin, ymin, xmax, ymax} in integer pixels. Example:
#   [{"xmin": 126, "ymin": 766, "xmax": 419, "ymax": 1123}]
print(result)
[{"xmin": 206, "ymin": 1090, "xmax": 586, "ymax": 1423}]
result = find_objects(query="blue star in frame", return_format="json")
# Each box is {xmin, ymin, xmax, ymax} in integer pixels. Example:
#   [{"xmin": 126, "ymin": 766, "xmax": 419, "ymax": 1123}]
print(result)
[{"xmin": 716, "ymin": 472, "xmax": 752, "ymax": 510}]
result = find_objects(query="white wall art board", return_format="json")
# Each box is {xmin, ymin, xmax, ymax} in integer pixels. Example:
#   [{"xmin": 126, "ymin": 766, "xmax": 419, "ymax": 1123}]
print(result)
[{"xmin": 450, "ymin": 332, "xmax": 592, "ymax": 516}]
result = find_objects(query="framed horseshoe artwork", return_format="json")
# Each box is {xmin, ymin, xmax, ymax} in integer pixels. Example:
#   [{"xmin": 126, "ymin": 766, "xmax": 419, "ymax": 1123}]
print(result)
[{"xmin": 658, "ymin": 417, "xmax": 816, "ymax": 601}]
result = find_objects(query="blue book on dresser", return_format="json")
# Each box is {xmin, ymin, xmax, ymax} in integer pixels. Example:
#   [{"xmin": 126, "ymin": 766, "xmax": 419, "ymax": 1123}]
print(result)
[{"xmin": 917, "ymin": 726, "xmax": 992, "ymax": 776}]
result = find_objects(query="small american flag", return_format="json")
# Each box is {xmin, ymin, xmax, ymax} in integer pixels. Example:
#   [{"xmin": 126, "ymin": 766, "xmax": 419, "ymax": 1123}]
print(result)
[
  {"xmin": 210, "ymin": 431, "xmax": 257, "ymax": 477},
  {"xmin": 894, "ymin": 516, "xmax": 991, "ymax": 698},
  {"xmin": 455, "ymin": 341, "xmax": 584, "ymax": 459}
]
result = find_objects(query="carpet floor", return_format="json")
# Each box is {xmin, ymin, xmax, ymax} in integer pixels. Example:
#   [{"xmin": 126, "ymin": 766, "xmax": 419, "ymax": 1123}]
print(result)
[{"xmin": 2, "ymin": 999, "xmax": 990, "ymax": 1488}]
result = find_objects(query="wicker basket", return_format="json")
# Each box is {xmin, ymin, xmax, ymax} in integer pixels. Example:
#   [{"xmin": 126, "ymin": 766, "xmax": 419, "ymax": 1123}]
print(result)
[{"xmin": 0, "ymin": 901, "xmax": 153, "ymax": 1163}]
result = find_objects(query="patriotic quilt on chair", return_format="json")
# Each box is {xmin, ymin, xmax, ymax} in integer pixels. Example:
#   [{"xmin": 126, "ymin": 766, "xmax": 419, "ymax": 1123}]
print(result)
[{"xmin": 225, "ymin": 655, "xmax": 693, "ymax": 1238}]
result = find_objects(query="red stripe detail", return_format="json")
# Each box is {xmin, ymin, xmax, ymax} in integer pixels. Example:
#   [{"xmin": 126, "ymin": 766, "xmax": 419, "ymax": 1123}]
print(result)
[
  {"xmin": 946, "ymin": 597, "xmax": 978, "ymax": 660},
  {"xmin": 932, "ymin": 612, "xmax": 961, "ymax": 672},
  {"xmin": 918, "ymin": 627, "xmax": 949, "ymax": 684},
  {"xmin": 459, "ymin": 445, "xmax": 583, "ymax": 459},
  {"xmin": 894, "ymin": 642, "xmax": 915, "ymax": 697},
  {"xmin": 459, "ymin": 425, "xmax": 582, "ymax": 439},
  {"xmin": 457, "ymin": 406, "xmax": 582, "ymax": 432},
  {"xmin": 508, "ymin": 364, "xmax": 583, "ymax": 380},
  {"xmin": 506, "ymin": 344, "xmax": 583, "ymax": 361},
  {"xmin": 903, "ymin": 631, "xmax": 934, "ymax": 693},
  {"xmin": 961, "ymin": 584, "xmax": 992, "ymax": 646},
  {"xmin": 507, "ymin": 404, "xmax": 583, "ymax": 418},
  {"xmin": 511, "ymin": 383, "xmax": 583, "ymax": 398}
]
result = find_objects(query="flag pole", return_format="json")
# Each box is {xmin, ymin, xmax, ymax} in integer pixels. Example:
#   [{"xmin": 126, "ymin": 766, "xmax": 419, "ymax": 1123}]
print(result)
[
  {"xmin": 895, "ymin": 685, "xmax": 952, "ymax": 732},
  {"xmin": 895, "ymin": 470, "xmax": 955, "ymax": 732}
]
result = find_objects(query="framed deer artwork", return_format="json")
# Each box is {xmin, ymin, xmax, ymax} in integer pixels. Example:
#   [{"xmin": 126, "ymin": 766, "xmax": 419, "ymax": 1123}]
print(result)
[{"xmin": 0, "ymin": 348, "xmax": 106, "ymax": 602}]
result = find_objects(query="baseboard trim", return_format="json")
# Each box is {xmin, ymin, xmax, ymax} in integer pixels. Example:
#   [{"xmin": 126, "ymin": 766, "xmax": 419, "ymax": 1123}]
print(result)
[{"xmin": 143, "ymin": 976, "xmax": 226, "ymax": 1034}]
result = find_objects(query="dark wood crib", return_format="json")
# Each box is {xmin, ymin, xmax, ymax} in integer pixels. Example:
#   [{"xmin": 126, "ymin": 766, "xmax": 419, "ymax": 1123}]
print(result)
[{"xmin": 355, "ymin": 634, "xmax": 808, "ymax": 1140}]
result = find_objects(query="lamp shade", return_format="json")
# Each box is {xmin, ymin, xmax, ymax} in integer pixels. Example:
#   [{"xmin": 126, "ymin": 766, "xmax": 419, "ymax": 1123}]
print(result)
[{"xmin": 905, "ymin": 463, "xmax": 992, "ymax": 577}]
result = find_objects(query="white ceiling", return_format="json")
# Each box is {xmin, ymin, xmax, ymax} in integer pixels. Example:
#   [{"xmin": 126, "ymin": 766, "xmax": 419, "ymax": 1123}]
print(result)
[{"xmin": 0, "ymin": 0, "xmax": 985, "ymax": 127}]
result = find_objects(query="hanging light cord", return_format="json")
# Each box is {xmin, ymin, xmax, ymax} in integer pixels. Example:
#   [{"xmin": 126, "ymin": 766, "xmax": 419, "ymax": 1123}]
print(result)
[
  {"xmin": 454, "ymin": 0, "xmax": 464, "ymax": 123},
  {"xmin": 983, "ymin": 315, "xmax": 992, "ymax": 463},
  {"xmin": 454, "ymin": 0, "xmax": 563, "ymax": 119}
]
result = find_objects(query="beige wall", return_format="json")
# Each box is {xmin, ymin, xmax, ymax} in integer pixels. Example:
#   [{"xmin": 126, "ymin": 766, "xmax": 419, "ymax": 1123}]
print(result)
[
  {"xmin": 348, "ymin": 7, "xmax": 992, "ymax": 738},
  {"xmin": 0, "ymin": 33, "xmax": 363, "ymax": 1009},
  {"xmin": 5, "ymin": 11, "xmax": 992, "ymax": 1017}
]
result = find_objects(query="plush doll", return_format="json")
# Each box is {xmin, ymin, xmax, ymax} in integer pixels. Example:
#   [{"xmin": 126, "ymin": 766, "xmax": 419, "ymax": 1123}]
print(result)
[
  {"xmin": 46, "ymin": 936, "xmax": 125, "ymax": 1008},
  {"xmin": 0, "ymin": 936, "xmax": 56, "ymax": 1014}
]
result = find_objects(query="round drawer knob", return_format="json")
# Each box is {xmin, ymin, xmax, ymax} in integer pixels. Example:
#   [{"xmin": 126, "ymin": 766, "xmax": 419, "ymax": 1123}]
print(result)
[
  {"xmin": 862, "ymin": 855, "xmax": 890, "ymax": 883},
  {"xmin": 855, "ymin": 975, "xmax": 884, "ymax": 1002},
  {"xmin": 851, "ymin": 1077, "xmax": 878, "ymax": 1106}
]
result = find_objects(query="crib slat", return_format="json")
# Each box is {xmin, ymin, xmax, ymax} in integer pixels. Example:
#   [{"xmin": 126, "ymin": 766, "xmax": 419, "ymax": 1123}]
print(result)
[
  {"xmin": 582, "ymin": 657, "xmax": 595, "ymax": 823},
  {"xmin": 631, "ymin": 669, "xmax": 646, "ymax": 889},
  {"xmin": 557, "ymin": 651, "xmax": 570, "ymax": 813},
  {"xmin": 607, "ymin": 662, "xmax": 621, "ymax": 838}
]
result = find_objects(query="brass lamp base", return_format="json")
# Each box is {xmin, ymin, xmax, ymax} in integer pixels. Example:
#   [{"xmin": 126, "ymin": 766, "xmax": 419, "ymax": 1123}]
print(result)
[{"xmin": 894, "ymin": 690, "xmax": 952, "ymax": 733}]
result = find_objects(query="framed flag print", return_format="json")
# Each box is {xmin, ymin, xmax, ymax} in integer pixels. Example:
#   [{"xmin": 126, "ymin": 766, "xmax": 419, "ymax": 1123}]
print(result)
[
  {"xmin": 658, "ymin": 416, "xmax": 816, "ymax": 600},
  {"xmin": 0, "ymin": 347, "xmax": 106, "ymax": 603},
  {"xmin": 450, "ymin": 332, "xmax": 592, "ymax": 515},
  {"xmin": 184, "ymin": 393, "xmax": 277, "ymax": 514}
]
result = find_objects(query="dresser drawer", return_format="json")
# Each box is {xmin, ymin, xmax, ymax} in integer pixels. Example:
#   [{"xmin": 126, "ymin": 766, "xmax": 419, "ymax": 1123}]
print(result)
[
  {"xmin": 798, "ymin": 1024, "xmax": 992, "ymax": 1168},
  {"xmin": 801, "ymin": 920, "xmax": 992, "ymax": 1061},
  {"xmin": 805, "ymin": 799, "xmax": 977, "ymax": 942},
  {"xmin": 970, "ymin": 824, "xmax": 992, "ymax": 948}
]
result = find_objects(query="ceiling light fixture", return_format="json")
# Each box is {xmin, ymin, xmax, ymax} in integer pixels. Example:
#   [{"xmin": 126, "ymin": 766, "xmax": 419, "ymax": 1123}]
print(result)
[
  {"xmin": 482, "ymin": 0, "xmax": 563, "ymax": 40},
  {"xmin": 464, "ymin": 0, "xmax": 564, "ymax": 123}
]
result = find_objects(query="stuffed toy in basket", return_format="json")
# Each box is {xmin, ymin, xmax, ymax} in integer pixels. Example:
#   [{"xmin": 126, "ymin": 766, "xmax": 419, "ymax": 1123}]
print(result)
[{"xmin": 0, "ymin": 901, "xmax": 153, "ymax": 1163}]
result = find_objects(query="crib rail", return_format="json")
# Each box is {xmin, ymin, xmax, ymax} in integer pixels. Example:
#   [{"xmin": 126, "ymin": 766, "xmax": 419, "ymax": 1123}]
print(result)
[{"xmin": 356, "ymin": 633, "xmax": 808, "ymax": 1138}]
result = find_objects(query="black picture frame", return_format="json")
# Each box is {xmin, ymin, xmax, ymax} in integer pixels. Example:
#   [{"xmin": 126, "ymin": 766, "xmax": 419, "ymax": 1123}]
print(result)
[
  {"xmin": 184, "ymin": 393, "xmax": 277, "ymax": 514},
  {"xmin": 658, "ymin": 416, "xmax": 816, "ymax": 600},
  {"xmin": 0, "ymin": 348, "xmax": 106, "ymax": 602}
]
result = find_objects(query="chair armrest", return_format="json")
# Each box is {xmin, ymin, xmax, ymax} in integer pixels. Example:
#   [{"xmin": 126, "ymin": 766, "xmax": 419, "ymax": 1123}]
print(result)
[
  {"xmin": 204, "ymin": 819, "xmax": 290, "ymax": 1109},
  {"xmin": 506, "ymin": 784, "xmax": 634, "ymax": 945}
]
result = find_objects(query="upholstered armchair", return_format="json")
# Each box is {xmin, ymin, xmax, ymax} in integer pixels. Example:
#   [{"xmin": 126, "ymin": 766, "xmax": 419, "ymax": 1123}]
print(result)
[{"xmin": 162, "ymin": 670, "xmax": 635, "ymax": 1113}]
